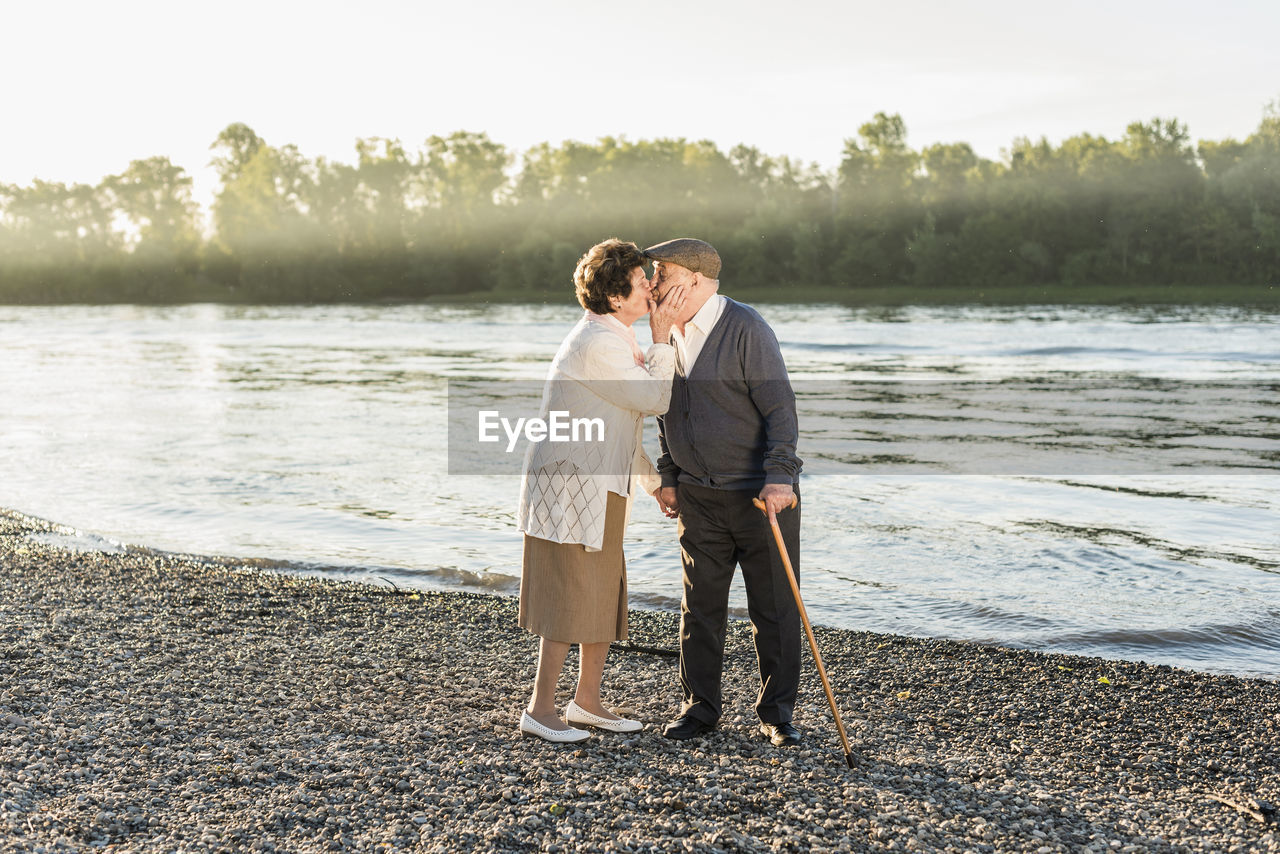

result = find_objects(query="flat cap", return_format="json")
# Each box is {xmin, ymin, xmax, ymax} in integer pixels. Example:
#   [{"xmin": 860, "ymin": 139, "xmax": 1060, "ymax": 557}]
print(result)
[{"xmin": 643, "ymin": 238, "xmax": 721, "ymax": 279}]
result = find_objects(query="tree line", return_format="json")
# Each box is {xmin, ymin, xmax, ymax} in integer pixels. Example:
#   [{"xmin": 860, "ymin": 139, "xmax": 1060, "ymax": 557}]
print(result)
[{"xmin": 1, "ymin": 107, "xmax": 1277, "ymax": 304}]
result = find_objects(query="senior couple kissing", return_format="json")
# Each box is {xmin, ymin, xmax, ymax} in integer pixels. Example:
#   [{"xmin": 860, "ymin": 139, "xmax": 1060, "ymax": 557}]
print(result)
[{"xmin": 514, "ymin": 237, "xmax": 803, "ymax": 750}]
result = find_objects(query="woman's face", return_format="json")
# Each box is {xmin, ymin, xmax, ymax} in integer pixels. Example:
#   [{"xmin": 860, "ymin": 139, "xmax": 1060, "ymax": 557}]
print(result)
[{"xmin": 613, "ymin": 266, "xmax": 652, "ymax": 322}]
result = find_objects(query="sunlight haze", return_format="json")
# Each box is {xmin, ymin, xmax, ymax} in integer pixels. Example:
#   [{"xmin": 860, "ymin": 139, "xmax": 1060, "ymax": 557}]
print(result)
[{"xmin": 3, "ymin": 0, "xmax": 1277, "ymax": 215}]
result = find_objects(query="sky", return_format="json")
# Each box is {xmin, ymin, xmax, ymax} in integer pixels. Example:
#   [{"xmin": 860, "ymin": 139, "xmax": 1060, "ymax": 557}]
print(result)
[{"xmin": 3, "ymin": 0, "xmax": 1277, "ymax": 214}]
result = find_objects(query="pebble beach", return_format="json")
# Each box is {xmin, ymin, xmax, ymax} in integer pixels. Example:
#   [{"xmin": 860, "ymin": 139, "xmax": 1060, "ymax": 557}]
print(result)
[{"xmin": 2, "ymin": 508, "xmax": 1277, "ymax": 853}]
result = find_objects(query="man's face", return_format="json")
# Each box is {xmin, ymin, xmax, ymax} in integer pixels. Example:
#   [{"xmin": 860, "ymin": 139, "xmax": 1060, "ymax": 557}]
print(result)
[{"xmin": 650, "ymin": 261, "xmax": 695, "ymax": 304}]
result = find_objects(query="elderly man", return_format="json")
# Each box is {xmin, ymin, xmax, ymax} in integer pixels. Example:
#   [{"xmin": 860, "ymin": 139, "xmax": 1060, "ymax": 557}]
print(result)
[{"xmin": 645, "ymin": 237, "xmax": 804, "ymax": 748}]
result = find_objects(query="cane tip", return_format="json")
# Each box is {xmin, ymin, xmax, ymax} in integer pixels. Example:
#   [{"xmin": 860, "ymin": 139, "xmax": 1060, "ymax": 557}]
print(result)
[{"xmin": 845, "ymin": 753, "xmax": 855, "ymax": 769}]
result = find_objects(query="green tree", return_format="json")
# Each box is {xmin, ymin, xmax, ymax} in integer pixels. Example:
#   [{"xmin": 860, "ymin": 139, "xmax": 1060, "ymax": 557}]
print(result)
[
  {"xmin": 209, "ymin": 126, "xmax": 336, "ymax": 299},
  {"xmin": 834, "ymin": 112, "xmax": 923, "ymax": 287},
  {"xmin": 1103, "ymin": 119, "xmax": 1202, "ymax": 282},
  {"xmin": 108, "ymin": 157, "xmax": 200, "ymax": 251},
  {"xmin": 210, "ymin": 123, "xmax": 265, "ymax": 185},
  {"xmin": 102, "ymin": 157, "xmax": 202, "ymax": 300},
  {"xmin": 410, "ymin": 131, "xmax": 513, "ymax": 294},
  {"xmin": 5, "ymin": 104, "xmax": 1280, "ymax": 304},
  {"xmin": 1210, "ymin": 101, "xmax": 1280, "ymax": 280},
  {"xmin": 0, "ymin": 180, "xmax": 120, "ymax": 301}
]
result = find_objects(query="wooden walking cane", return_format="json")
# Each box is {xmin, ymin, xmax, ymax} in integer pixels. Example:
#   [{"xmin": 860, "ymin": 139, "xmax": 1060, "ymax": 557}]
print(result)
[{"xmin": 753, "ymin": 495, "xmax": 855, "ymax": 768}]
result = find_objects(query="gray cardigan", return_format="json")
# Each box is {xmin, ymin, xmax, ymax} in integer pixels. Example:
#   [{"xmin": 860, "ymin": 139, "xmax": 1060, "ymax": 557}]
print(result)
[{"xmin": 656, "ymin": 298, "xmax": 802, "ymax": 491}]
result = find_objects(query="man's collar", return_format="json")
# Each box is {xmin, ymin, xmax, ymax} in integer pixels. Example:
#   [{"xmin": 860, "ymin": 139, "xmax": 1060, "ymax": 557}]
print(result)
[{"xmin": 687, "ymin": 293, "xmax": 725, "ymax": 334}]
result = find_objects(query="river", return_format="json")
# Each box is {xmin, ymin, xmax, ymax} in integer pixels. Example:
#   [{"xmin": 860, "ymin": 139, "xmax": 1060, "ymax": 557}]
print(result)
[{"xmin": 2, "ymin": 302, "xmax": 1277, "ymax": 678}]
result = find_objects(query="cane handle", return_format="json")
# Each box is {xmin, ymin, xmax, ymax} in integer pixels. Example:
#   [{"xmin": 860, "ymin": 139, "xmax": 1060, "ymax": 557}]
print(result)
[{"xmin": 751, "ymin": 496, "xmax": 798, "ymax": 514}]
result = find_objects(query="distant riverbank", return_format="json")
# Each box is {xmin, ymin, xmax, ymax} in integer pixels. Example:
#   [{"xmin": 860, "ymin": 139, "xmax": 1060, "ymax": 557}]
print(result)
[
  {"xmin": 506, "ymin": 282, "xmax": 1280, "ymax": 308},
  {"xmin": 725, "ymin": 282, "xmax": 1280, "ymax": 306},
  {"xmin": 3, "ymin": 508, "xmax": 1278, "ymax": 852},
  {"xmin": 3, "ymin": 282, "xmax": 1278, "ymax": 307}
]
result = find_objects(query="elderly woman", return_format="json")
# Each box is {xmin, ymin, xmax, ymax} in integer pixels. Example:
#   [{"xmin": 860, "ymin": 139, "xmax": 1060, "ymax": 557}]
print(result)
[{"xmin": 516, "ymin": 238, "xmax": 688, "ymax": 742}]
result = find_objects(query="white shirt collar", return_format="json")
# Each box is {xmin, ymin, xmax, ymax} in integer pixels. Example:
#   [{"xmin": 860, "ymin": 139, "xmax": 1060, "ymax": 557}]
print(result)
[{"xmin": 686, "ymin": 293, "xmax": 725, "ymax": 336}]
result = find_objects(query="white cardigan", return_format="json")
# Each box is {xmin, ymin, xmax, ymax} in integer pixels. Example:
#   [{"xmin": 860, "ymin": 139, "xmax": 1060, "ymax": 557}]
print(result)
[{"xmin": 517, "ymin": 313, "xmax": 676, "ymax": 551}]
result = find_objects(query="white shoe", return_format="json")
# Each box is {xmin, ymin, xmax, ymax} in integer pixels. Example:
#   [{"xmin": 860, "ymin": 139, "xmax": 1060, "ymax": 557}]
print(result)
[
  {"xmin": 519, "ymin": 711, "xmax": 590, "ymax": 743},
  {"xmin": 565, "ymin": 699, "xmax": 644, "ymax": 733}
]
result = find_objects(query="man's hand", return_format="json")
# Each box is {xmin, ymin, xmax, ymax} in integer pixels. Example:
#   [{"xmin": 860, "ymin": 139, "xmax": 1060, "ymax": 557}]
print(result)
[
  {"xmin": 655, "ymin": 487, "xmax": 679, "ymax": 518},
  {"xmin": 757, "ymin": 483, "xmax": 795, "ymax": 516}
]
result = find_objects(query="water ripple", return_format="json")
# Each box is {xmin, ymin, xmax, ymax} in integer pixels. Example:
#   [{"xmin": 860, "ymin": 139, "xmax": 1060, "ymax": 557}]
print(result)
[{"xmin": 2, "ymin": 303, "xmax": 1277, "ymax": 678}]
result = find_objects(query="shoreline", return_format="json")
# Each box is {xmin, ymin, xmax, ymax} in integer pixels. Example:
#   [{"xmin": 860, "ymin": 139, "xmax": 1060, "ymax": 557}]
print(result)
[
  {"xmin": 3, "ymin": 283, "xmax": 1279, "ymax": 309},
  {"xmin": 18, "ymin": 508, "xmax": 1280, "ymax": 685},
  {"xmin": 2, "ymin": 510, "xmax": 1278, "ymax": 852}
]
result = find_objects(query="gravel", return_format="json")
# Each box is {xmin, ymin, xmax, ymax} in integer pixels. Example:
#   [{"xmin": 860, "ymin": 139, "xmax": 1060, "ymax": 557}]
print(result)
[{"xmin": 1, "ymin": 508, "xmax": 1277, "ymax": 853}]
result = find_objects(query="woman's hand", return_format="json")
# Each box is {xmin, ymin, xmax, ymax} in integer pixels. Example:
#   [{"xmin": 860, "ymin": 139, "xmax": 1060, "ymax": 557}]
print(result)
[{"xmin": 648, "ymin": 284, "xmax": 688, "ymax": 344}]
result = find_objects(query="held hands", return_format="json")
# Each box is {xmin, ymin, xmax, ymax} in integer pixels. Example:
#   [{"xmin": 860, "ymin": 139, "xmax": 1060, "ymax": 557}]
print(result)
[
  {"xmin": 648, "ymin": 284, "xmax": 688, "ymax": 344},
  {"xmin": 757, "ymin": 483, "xmax": 796, "ymax": 517},
  {"xmin": 655, "ymin": 486, "xmax": 679, "ymax": 518}
]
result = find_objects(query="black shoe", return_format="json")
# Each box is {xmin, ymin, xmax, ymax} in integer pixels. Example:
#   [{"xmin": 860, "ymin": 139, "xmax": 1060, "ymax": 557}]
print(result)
[
  {"xmin": 760, "ymin": 722, "xmax": 802, "ymax": 747},
  {"xmin": 662, "ymin": 714, "xmax": 715, "ymax": 740}
]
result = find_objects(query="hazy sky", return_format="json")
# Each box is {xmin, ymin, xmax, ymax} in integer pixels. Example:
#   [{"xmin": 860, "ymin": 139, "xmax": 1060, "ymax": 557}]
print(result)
[{"xmin": 4, "ymin": 0, "xmax": 1277, "ymax": 212}]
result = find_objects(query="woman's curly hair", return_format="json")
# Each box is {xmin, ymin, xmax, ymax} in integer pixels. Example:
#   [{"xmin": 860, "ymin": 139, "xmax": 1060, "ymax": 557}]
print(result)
[{"xmin": 573, "ymin": 238, "xmax": 647, "ymax": 314}]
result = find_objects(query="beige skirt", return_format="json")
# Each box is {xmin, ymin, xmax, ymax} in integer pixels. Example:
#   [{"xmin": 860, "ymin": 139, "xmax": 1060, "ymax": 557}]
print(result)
[{"xmin": 519, "ymin": 491, "xmax": 628, "ymax": 644}]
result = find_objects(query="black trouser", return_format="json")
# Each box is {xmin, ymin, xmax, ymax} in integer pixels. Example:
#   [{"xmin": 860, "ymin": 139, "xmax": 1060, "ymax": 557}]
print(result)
[{"xmin": 676, "ymin": 482, "xmax": 801, "ymax": 726}]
